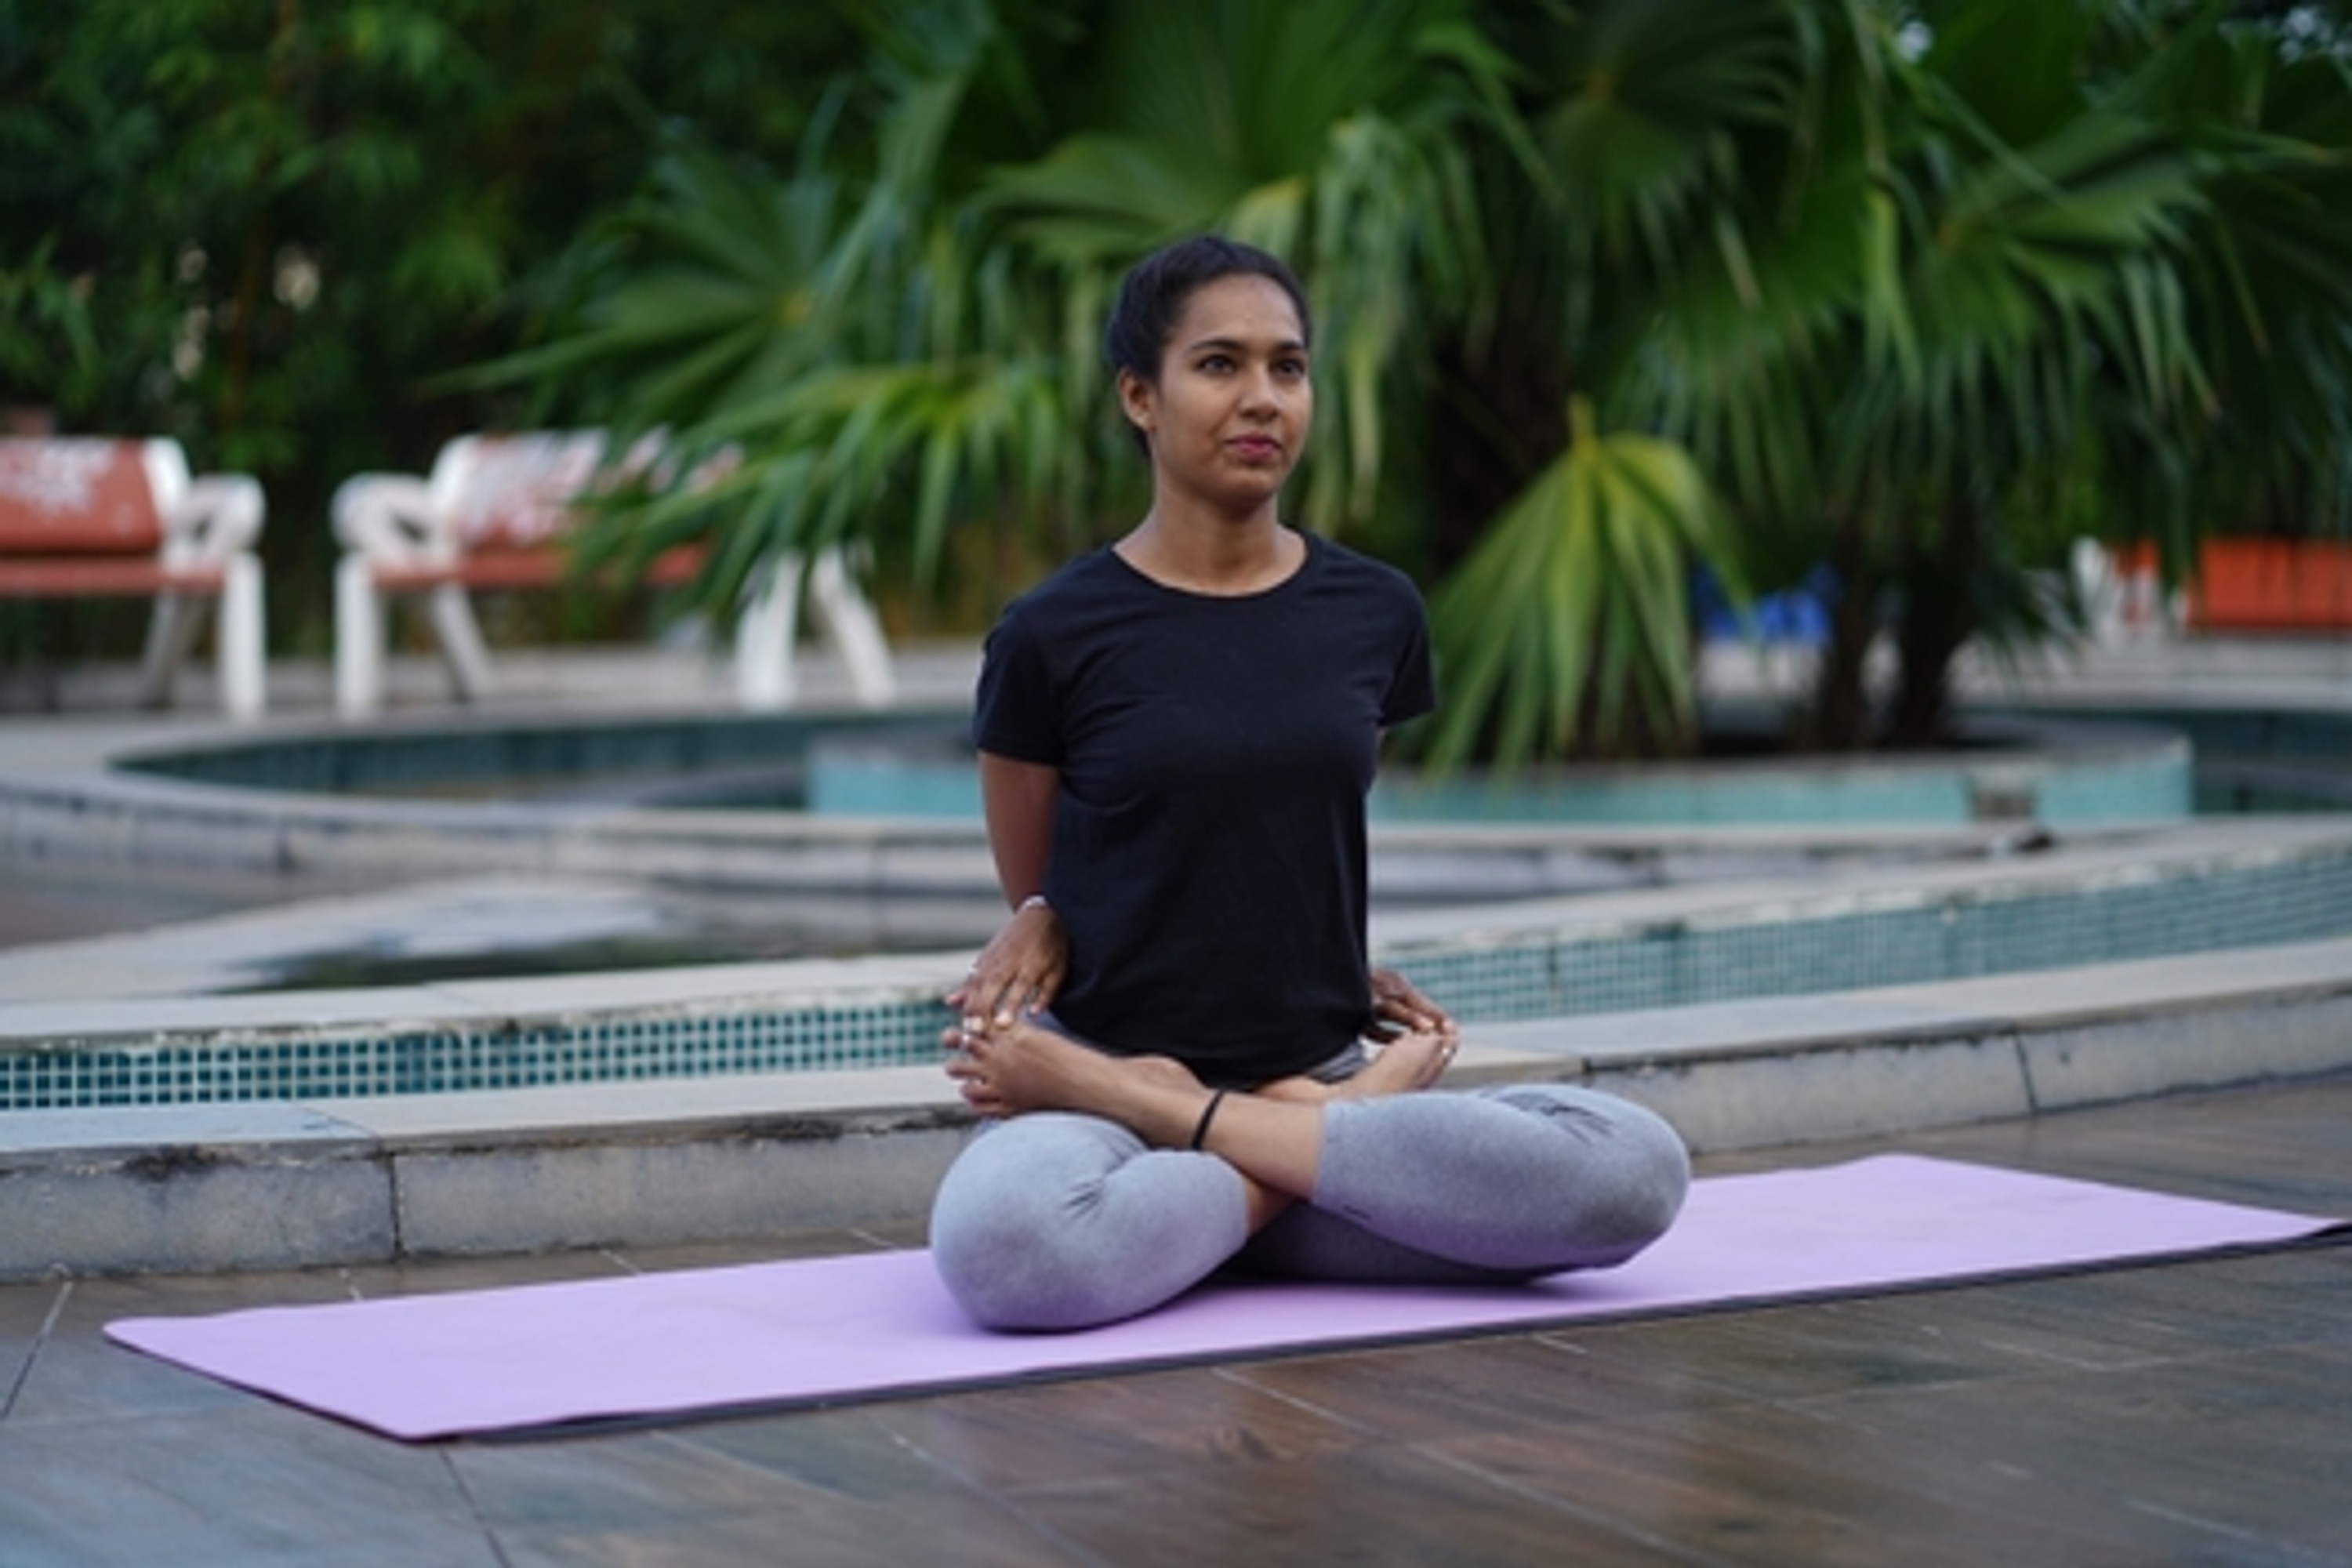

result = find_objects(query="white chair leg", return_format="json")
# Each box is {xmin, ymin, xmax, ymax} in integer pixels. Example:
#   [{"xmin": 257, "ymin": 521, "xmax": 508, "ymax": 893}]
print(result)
[
  {"xmin": 216, "ymin": 554, "xmax": 267, "ymax": 720},
  {"xmin": 336, "ymin": 555, "xmax": 384, "ymax": 717},
  {"xmin": 136, "ymin": 593, "xmax": 205, "ymax": 708},
  {"xmin": 733, "ymin": 553, "xmax": 804, "ymax": 711},
  {"xmin": 425, "ymin": 583, "xmax": 495, "ymax": 702},
  {"xmin": 2071, "ymin": 539, "xmax": 2122, "ymax": 647},
  {"xmin": 810, "ymin": 547, "xmax": 897, "ymax": 708}
]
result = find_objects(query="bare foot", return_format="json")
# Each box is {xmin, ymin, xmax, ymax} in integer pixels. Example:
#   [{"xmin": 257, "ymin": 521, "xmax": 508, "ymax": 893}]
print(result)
[
  {"xmin": 1330, "ymin": 1027, "xmax": 1457, "ymax": 1099},
  {"xmin": 947, "ymin": 1018, "xmax": 1204, "ymax": 1141}
]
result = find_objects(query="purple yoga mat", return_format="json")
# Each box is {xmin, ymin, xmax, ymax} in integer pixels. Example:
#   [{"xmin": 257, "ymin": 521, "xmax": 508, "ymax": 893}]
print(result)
[{"xmin": 107, "ymin": 1155, "xmax": 2336, "ymax": 1442}]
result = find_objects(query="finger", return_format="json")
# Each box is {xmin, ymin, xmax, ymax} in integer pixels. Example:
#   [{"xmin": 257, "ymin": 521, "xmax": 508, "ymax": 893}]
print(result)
[
  {"xmin": 977, "ymin": 971, "xmax": 1026, "ymax": 1029},
  {"xmin": 1392, "ymin": 982, "xmax": 1449, "ymax": 1029},
  {"xmin": 1383, "ymin": 975, "xmax": 1446, "ymax": 1017},
  {"xmin": 993, "ymin": 976, "xmax": 1043, "ymax": 1027},
  {"xmin": 1389, "ymin": 983, "xmax": 1445, "ymax": 1020},
  {"xmin": 1388, "ymin": 1006, "xmax": 1444, "ymax": 1038}
]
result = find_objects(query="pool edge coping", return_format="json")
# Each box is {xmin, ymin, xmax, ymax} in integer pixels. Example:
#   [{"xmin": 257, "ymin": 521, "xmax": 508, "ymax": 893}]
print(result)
[{"xmin": 6, "ymin": 935, "xmax": 2350, "ymax": 1279}]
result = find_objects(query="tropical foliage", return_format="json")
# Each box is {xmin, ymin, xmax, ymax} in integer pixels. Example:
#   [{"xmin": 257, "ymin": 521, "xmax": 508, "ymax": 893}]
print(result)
[
  {"xmin": 11, "ymin": 1, "xmax": 2352, "ymax": 760},
  {"xmin": 484, "ymin": 0, "xmax": 2352, "ymax": 760},
  {"xmin": 1627, "ymin": 0, "xmax": 2352, "ymax": 745},
  {"xmin": 1, "ymin": 0, "xmax": 861, "ymax": 656}
]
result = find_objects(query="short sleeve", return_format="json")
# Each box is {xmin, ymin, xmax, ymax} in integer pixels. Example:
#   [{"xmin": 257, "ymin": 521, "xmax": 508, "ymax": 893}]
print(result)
[
  {"xmin": 1380, "ymin": 596, "xmax": 1437, "ymax": 728},
  {"xmin": 972, "ymin": 603, "xmax": 1064, "ymax": 764}
]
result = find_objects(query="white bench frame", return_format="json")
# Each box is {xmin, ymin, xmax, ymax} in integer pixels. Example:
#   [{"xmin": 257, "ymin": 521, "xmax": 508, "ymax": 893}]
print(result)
[
  {"xmin": 330, "ymin": 433, "xmax": 895, "ymax": 717},
  {"xmin": 0, "ymin": 437, "xmax": 267, "ymax": 719}
]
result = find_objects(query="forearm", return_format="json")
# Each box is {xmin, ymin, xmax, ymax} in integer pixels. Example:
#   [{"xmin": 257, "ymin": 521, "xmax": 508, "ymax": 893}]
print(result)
[
  {"xmin": 959, "ymin": 752, "xmax": 1068, "ymax": 1023},
  {"xmin": 979, "ymin": 752, "xmax": 1056, "ymax": 905}
]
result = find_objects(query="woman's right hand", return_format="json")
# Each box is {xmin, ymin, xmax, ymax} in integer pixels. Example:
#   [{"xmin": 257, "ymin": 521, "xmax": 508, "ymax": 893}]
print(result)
[{"xmin": 947, "ymin": 898, "xmax": 1068, "ymax": 1030}]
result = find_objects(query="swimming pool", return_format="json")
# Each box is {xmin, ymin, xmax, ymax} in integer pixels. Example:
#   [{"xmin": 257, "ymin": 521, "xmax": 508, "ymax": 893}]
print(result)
[
  {"xmin": 119, "ymin": 705, "xmax": 2195, "ymax": 826},
  {"xmin": 9, "ymin": 818, "xmax": 2348, "ymax": 1111}
]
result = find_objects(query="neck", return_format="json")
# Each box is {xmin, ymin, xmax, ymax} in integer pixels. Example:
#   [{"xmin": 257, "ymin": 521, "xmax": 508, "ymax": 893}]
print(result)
[{"xmin": 1119, "ymin": 500, "xmax": 1300, "ymax": 596}]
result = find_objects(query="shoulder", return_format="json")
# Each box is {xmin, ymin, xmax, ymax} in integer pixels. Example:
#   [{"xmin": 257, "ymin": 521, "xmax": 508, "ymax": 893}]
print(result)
[
  {"xmin": 1302, "ymin": 535, "xmax": 1427, "ymax": 619},
  {"xmin": 993, "ymin": 548, "xmax": 1132, "ymax": 632}
]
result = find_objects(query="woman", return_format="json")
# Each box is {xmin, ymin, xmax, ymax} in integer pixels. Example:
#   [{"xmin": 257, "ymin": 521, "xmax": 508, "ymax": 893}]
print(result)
[{"xmin": 931, "ymin": 235, "xmax": 1688, "ymax": 1330}]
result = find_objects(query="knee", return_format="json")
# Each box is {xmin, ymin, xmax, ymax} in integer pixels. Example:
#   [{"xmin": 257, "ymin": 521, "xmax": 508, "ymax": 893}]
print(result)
[
  {"xmin": 1491, "ymin": 1085, "xmax": 1691, "ymax": 1263},
  {"xmin": 1577, "ymin": 1095, "xmax": 1691, "ymax": 1260},
  {"xmin": 928, "ymin": 1114, "xmax": 1247, "ymax": 1331},
  {"xmin": 929, "ymin": 1196, "xmax": 1132, "ymax": 1332},
  {"xmin": 929, "ymin": 1136, "xmax": 1125, "ymax": 1331}
]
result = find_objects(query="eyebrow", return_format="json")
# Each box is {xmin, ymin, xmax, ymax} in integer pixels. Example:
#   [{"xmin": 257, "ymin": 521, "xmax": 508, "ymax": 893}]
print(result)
[{"xmin": 1181, "ymin": 333, "xmax": 1310, "ymax": 356}]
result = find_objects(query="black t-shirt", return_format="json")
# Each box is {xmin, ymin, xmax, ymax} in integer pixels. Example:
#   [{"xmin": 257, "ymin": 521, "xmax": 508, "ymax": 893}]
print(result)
[{"xmin": 973, "ymin": 532, "xmax": 1436, "ymax": 1085}]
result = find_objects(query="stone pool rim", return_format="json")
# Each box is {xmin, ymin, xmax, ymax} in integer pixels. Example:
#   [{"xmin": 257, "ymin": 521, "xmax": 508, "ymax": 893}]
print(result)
[
  {"xmin": 5, "ymin": 927, "xmax": 2351, "ymax": 1279},
  {"xmin": 7, "ymin": 813, "xmax": 2350, "ymax": 1113},
  {"xmin": 107, "ymin": 700, "xmax": 2196, "ymax": 829}
]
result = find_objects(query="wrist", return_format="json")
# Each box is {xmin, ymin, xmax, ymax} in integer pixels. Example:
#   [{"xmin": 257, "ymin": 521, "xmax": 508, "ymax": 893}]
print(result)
[{"xmin": 1014, "ymin": 892, "xmax": 1051, "ymax": 916}]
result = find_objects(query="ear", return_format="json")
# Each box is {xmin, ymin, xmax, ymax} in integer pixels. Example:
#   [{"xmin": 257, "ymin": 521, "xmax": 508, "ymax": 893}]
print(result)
[{"xmin": 1116, "ymin": 368, "xmax": 1158, "ymax": 439}]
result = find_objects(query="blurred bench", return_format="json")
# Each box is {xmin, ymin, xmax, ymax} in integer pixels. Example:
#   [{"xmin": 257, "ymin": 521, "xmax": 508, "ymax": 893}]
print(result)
[
  {"xmin": 2182, "ymin": 538, "xmax": 2352, "ymax": 632},
  {"xmin": 2083, "ymin": 538, "xmax": 2352, "ymax": 640},
  {"xmin": 331, "ymin": 430, "xmax": 895, "ymax": 717},
  {"xmin": 0, "ymin": 436, "xmax": 267, "ymax": 718}
]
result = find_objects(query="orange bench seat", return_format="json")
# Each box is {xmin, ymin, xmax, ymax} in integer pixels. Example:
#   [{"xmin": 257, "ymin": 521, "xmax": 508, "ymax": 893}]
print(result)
[
  {"xmin": 0, "ymin": 436, "xmax": 267, "ymax": 717},
  {"xmin": 0, "ymin": 560, "xmax": 232, "ymax": 596},
  {"xmin": 358, "ymin": 543, "xmax": 705, "ymax": 595}
]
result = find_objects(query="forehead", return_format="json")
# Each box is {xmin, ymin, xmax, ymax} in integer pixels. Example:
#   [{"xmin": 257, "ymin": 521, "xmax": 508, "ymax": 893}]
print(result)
[{"xmin": 1169, "ymin": 274, "xmax": 1305, "ymax": 348}]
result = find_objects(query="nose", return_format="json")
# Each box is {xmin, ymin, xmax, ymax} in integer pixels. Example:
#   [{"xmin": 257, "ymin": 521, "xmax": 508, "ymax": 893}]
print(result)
[{"xmin": 1238, "ymin": 362, "xmax": 1282, "ymax": 413}]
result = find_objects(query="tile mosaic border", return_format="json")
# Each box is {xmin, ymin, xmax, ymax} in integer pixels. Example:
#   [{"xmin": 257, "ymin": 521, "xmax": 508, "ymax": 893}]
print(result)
[{"xmin": 9, "ymin": 839, "xmax": 2351, "ymax": 1112}]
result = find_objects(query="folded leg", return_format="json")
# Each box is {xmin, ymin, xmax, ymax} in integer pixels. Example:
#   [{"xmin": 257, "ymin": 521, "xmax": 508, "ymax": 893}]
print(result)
[
  {"xmin": 928, "ymin": 1110, "xmax": 1251, "ymax": 1330},
  {"xmin": 1241, "ymin": 1084, "xmax": 1688, "ymax": 1283}
]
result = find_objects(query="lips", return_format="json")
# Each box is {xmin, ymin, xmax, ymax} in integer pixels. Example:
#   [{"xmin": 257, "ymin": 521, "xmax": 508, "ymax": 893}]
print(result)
[{"xmin": 1227, "ymin": 436, "xmax": 1283, "ymax": 461}]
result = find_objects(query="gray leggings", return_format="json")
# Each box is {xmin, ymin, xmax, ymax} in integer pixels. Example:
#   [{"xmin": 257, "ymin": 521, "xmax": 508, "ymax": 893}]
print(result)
[{"xmin": 928, "ymin": 1082, "xmax": 1691, "ymax": 1331}]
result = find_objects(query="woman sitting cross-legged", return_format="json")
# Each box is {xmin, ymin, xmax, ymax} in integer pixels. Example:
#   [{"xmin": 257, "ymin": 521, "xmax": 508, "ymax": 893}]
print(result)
[{"xmin": 929, "ymin": 234, "xmax": 1690, "ymax": 1332}]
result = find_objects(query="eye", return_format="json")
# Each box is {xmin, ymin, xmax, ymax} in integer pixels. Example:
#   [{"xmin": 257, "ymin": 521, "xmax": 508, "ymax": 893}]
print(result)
[{"xmin": 1196, "ymin": 353, "xmax": 1236, "ymax": 374}]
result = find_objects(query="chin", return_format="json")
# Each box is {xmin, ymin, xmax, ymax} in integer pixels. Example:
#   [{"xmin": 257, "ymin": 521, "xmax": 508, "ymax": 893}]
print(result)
[{"xmin": 1213, "ymin": 484, "xmax": 1288, "ymax": 515}]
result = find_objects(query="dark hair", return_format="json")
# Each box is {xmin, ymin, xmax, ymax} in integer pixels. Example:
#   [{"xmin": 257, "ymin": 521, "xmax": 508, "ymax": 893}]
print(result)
[{"xmin": 1102, "ymin": 235, "xmax": 1312, "ymax": 383}]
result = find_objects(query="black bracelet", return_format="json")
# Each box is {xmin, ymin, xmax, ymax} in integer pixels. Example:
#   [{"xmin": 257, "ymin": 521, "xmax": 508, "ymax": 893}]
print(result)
[{"xmin": 1187, "ymin": 1088, "xmax": 1229, "ymax": 1152}]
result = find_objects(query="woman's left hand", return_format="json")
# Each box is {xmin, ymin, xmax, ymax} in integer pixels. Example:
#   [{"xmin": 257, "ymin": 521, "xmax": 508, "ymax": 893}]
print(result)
[{"xmin": 1367, "ymin": 967, "xmax": 1450, "ymax": 1041}]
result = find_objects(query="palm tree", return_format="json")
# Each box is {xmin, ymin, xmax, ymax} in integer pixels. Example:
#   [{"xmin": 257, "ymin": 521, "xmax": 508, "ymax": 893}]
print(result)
[
  {"xmin": 2151, "ymin": 4, "xmax": 2352, "ymax": 554},
  {"xmin": 466, "ymin": 0, "xmax": 1499, "ymax": 600},
  {"xmin": 476, "ymin": 0, "xmax": 2352, "ymax": 764},
  {"xmin": 1623, "ymin": 0, "xmax": 2352, "ymax": 749},
  {"xmin": 484, "ymin": 0, "xmax": 1752, "ymax": 757}
]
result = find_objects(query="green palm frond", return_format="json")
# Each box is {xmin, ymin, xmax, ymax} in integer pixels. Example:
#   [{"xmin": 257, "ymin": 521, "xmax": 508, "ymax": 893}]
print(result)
[
  {"xmin": 439, "ymin": 145, "xmax": 848, "ymax": 424},
  {"xmin": 980, "ymin": 0, "xmax": 1506, "ymax": 535},
  {"xmin": 1420, "ymin": 400, "xmax": 1741, "ymax": 768},
  {"xmin": 431, "ymin": 0, "xmax": 2352, "ymax": 760},
  {"xmin": 1532, "ymin": 0, "xmax": 1810, "ymax": 268}
]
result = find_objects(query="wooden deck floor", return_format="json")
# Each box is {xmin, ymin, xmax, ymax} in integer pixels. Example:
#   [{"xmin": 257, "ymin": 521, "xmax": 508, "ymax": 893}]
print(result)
[{"xmin": 4, "ymin": 1073, "xmax": 2347, "ymax": 1566}]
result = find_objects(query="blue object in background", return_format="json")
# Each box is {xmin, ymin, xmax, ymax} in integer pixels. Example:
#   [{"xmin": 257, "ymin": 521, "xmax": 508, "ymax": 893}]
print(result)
[{"xmin": 1693, "ymin": 564, "xmax": 1837, "ymax": 645}]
